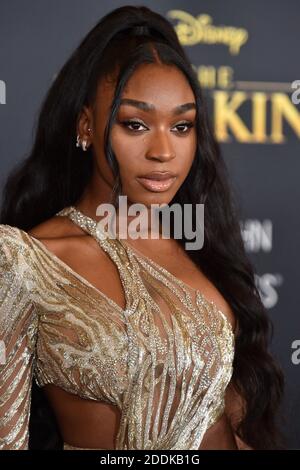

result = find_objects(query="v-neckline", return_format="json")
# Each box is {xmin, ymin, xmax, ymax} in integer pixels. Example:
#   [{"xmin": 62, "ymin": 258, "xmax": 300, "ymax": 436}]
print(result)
[
  {"xmin": 65, "ymin": 206, "xmax": 201, "ymax": 293},
  {"xmin": 22, "ymin": 205, "xmax": 235, "ymax": 336},
  {"xmin": 63, "ymin": 205, "xmax": 205, "ymax": 298},
  {"xmin": 64, "ymin": 206, "xmax": 234, "ymax": 335}
]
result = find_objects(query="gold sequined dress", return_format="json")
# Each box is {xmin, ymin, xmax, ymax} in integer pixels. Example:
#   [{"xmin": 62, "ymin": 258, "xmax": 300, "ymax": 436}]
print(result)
[{"xmin": 0, "ymin": 206, "xmax": 235, "ymax": 450}]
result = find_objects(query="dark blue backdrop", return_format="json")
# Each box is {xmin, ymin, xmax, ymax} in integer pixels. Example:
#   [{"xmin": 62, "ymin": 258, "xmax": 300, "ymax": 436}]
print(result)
[{"xmin": 1, "ymin": 0, "xmax": 299, "ymax": 448}]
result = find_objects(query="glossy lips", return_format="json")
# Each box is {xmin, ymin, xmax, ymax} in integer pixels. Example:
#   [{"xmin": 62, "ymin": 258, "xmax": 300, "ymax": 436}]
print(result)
[{"xmin": 137, "ymin": 171, "xmax": 177, "ymax": 192}]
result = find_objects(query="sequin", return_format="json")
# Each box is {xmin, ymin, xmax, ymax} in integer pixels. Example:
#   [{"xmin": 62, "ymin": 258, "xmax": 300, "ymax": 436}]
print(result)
[{"xmin": 0, "ymin": 206, "xmax": 235, "ymax": 450}]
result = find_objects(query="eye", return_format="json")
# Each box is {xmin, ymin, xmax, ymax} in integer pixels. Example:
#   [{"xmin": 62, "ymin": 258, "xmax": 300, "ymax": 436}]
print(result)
[
  {"xmin": 120, "ymin": 120, "xmax": 148, "ymax": 132},
  {"xmin": 172, "ymin": 121, "xmax": 195, "ymax": 134},
  {"xmin": 119, "ymin": 119, "xmax": 195, "ymax": 135}
]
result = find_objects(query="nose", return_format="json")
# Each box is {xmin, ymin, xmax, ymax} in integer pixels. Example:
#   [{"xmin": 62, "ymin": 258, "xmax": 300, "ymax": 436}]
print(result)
[{"xmin": 145, "ymin": 129, "xmax": 176, "ymax": 162}]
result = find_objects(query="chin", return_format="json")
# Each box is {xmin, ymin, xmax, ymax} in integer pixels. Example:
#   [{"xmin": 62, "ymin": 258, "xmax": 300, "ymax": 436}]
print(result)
[{"xmin": 132, "ymin": 192, "xmax": 174, "ymax": 208}]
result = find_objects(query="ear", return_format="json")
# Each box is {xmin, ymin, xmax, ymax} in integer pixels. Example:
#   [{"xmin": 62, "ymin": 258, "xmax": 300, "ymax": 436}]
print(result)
[{"xmin": 77, "ymin": 106, "xmax": 94, "ymax": 149}]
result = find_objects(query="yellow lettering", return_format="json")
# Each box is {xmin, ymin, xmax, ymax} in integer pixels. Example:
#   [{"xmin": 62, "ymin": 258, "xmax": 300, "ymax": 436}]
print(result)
[
  {"xmin": 214, "ymin": 91, "xmax": 252, "ymax": 142},
  {"xmin": 271, "ymin": 93, "xmax": 300, "ymax": 143}
]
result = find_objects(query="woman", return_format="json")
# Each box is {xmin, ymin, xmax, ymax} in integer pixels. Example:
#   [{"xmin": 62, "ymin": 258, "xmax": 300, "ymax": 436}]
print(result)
[{"xmin": 0, "ymin": 5, "xmax": 285, "ymax": 450}]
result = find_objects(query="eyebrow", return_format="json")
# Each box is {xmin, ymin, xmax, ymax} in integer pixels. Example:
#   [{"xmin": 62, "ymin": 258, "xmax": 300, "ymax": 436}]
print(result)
[{"xmin": 119, "ymin": 98, "xmax": 196, "ymax": 115}]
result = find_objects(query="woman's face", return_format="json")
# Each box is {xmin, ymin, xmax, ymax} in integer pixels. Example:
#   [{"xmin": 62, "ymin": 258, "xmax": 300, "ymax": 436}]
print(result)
[{"xmin": 80, "ymin": 63, "xmax": 197, "ymax": 210}]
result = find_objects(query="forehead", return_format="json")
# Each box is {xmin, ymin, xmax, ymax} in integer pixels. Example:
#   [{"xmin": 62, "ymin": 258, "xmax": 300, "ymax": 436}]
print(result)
[{"xmin": 95, "ymin": 63, "xmax": 195, "ymax": 116}]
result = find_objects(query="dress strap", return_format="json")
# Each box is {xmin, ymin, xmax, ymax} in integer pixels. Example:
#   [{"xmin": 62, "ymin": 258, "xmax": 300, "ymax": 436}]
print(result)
[{"xmin": 55, "ymin": 205, "xmax": 142, "ymax": 316}]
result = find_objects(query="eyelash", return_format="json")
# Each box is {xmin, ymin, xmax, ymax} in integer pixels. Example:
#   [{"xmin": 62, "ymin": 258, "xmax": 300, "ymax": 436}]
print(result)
[{"xmin": 120, "ymin": 120, "xmax": 195, "ymax": 135}]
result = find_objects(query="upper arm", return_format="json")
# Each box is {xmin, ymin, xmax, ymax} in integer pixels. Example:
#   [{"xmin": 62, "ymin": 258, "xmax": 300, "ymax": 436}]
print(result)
[{"xmin": 0, "ymin": 225, "xmax": 38, "ymax": 449}]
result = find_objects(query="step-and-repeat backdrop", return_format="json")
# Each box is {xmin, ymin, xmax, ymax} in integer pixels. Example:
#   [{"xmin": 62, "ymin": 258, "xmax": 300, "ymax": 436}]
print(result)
[{"xmin": 1, "ymin": 0, "xmax": 299, "ymax": 448}]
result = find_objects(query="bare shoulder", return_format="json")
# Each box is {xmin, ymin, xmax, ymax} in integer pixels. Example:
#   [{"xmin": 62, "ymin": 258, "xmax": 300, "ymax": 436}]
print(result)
[
  {"xmin": 27, "ymin": 214, "xmax": 110, "ymax": 286},
  {"xmin": 28, "ymin": 215, "xmax": 83, "ymax": 240},
  {"xmin": 27, "ymin": 215, "xmax": 94, "ymax": 260}
]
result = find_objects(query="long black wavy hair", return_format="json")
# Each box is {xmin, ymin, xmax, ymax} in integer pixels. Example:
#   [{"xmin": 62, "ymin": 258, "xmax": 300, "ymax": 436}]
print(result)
[{"xmin": 0, "ymin": 5, "xmax": 286, "ymax": 449}]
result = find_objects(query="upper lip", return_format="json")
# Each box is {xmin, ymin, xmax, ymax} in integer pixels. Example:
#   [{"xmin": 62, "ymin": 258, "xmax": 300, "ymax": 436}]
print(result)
[{"xmin": 138, "ymin": 171, "xmax": 177, "ymax": 181}]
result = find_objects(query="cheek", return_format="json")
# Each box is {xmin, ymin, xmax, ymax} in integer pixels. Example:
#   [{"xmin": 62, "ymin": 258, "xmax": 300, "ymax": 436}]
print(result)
[
  {"xmin": 117, "ymin": 159, "xmax": 140, "ymax": 190},
  {"xmin": 111, "ymin": 129, "xmax": 142, "ymax": 175},
  {"xmin": 178, "ymin": 136, "xmax": 197, "ymax": 174},
  {"xmin": 92, "ymin": 125, "xmax": 137, "ymax": 181},
  {"xmin": 186, "ymin": 131, "xmax": 197, "ymax": 159}
]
